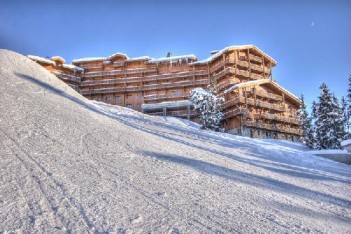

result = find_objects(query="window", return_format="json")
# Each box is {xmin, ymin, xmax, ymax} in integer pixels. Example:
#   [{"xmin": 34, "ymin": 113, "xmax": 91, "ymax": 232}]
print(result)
[
  {"xmin": 106, "ymin": 96, "xmax": 111, "ymax": 101},
  {"xmin": 171, "ymin": 90, "xmax": 181, "ymax": 96},
  {"xmin": 127, "ymin": 95, "xmax": 133, "ymax": 99},
  {"xmin": 115, "ymin": 96, "xmax": 121, "ymax": 101},
  {"xmin": 97, "ymin": 97, "xmax": 101, "ymax": 101},
  {"xmin": 126, "ymin": 104, "xmax": 132, "ymax": 108}
]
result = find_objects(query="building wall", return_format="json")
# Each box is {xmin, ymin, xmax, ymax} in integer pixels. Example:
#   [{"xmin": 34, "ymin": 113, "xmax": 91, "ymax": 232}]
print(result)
[{"xmin": 30, "ymin": 45, "xmax": 302, "ymax": 140}]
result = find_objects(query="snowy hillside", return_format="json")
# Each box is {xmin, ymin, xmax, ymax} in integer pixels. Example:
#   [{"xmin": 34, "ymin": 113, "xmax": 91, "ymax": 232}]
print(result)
[{"xmin": 0, "ymin": 49, "xmax": 350, "ymax": 233}]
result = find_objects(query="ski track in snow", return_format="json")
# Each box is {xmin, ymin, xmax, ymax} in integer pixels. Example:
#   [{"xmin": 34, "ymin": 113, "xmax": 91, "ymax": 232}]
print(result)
[{"xmin": 0, "ymin": 49, "xmax": 351, "ymax": 233}]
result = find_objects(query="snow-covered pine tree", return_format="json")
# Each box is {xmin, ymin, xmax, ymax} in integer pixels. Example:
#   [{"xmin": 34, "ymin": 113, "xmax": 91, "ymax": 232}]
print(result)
[
  {"xmin": 190, "ymin": 87, "xmax": 224, "ymax": 131},
  {"xmin": 314, "ymin": 83, "xmax": 343, "ymax": 149},
  {"xmin": 341, "ymin": 96, "xmax": 350, "ymax": 139},
  {"xmin": 298, "ymin": 94, "xmax": 314, "ymax": 149},
  {"xmin": 332, "ymin": 95, "xmax": 347, "ymax": 143}
]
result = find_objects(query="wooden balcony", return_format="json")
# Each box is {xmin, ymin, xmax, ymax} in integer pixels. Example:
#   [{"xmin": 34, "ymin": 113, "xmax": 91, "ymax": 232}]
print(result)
[
  {"xmin": 255, "ymin": 91, "xmax": 282, "ymax": 101},
  {"xmin": 213, "ymin": 67, "xmax": 235, "ymax": 80},
  {"xmin": 250, "ymin": 73, "xmax": 262, "ymax": 80},
  {"xmin": 216, "ymin": 79, "xmax": 236, "ymax": 92},
  {"xmin": 244, "ymin": 121, "xmax": 302, "ymax": 135},
  {"xmin": 223, "ymin": 108, "xmax": 246, "ymax": 119},
  {"xmin": 144, "ymin": 94, "xmax": 189, "ymax": 102},
  {"xmin": 222, "ymin": 97, "xmax": 240, "ymax": 109},
  {"xmin": 224, "ymin": 97, "xmax": 284, "ymax": 112},
  {"xmin": 54, "ymin": 73, "xmax": 81, "ymax": 83},
  {"xmin": 83, "ymin": 68, "xmax": 157, "ymax": 78},
  {"xmin": 236, "ymin": 69, "xmax": 250, "ymax": 77},
  {"xmin": 259, "ymin": 113, "xmax": 300, "ymax": 125},
  {"xmin": 112, "ymin": 61, "xmax": 125, "ymax": 67},
  {"xmin": 264, "ymin": 67, "xmax": 271, "ymax": 74},
  {"xmin": 80, "ymin": 70, "xmax": 208, "ymax": 87},
  {"xmin": 209, "ymin": 58, "xmax": 235, "ymax": 73},
  {"xmin": 250, "ymin": 63, "xmax": 263, "ymax": 73},
  {"xmin": 236, "ymin": 60, "xmax": 249, "ymax": 68},
  {"xmin": 249, "ymin": 54, "xmax": 262, "ymax": 63}
]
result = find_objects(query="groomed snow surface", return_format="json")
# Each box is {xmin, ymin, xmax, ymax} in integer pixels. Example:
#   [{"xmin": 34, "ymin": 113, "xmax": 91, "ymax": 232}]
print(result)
[{"xmin": 0, "ymin": 49, "xmax": 350, "ymax": 233}]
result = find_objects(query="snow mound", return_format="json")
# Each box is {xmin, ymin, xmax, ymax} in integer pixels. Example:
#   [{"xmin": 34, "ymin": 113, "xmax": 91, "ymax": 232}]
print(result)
[{"xmin": 0, "ymin": 49, "xmax": 351, "ymax": 233}]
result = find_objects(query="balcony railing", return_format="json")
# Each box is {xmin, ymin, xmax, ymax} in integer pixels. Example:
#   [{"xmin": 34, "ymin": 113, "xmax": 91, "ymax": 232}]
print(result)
[
  {"xmin": 82, "ymin": 68, "xmax": 158, "ymax": 78},
  {"xmin": 52, "ymin": 72, "xmax": 81, "ymax": 83},
  {"xmin": 223, "ymin": 108, "xmax": 246, "ymax": 119},
  {"xmin": 249, "ymin": 54, "xmax": 262, "ymax": 63},
  {"xmin": 255, "ymin": 91, "xmax": 282, "ymax": 101},
  {"xmin": 80, "ymin": 79, "xmax": 209, "ymax": 95},
  {"xmin": 222, "ymin": 97, "xmax": 284, "ymax": 112},
  {"xmin": 222, "ymin": 97, "xmax": 240, "ymax": 109},
  {"xmin": 250, "ymin": 73, "xmax": 262, "ymax": 80},
  {"xmin": 80, "ymin": 70, "xmax": 208, "ymax": 87},
  {"xmin": 250, "ymin": 63, "xmax": 263, "ymax": 73},
  {"xmin": 236, "ymin": 69, "xmax": 250, "ymax": 77},
  {"xmin": 259, "ymin": 113, "xmax": 300, "ymax": 125},
  {"xmin": 244, "ymin": 121, "xmax": 302, "ymax": 135},
  {"xmin": 236, "ymin": 60, "xmax": 249, "ymax": 68},
  {"xmin": 213, "ymin": 67, "xmax": 236, "ymax": 80},
  {"xmin": 209, "ymin": 58, "xmax": 235, "ymax": 73},
  {"xmin": 216, "ymin": 79, "xmax": 236, "ymax": 91}
]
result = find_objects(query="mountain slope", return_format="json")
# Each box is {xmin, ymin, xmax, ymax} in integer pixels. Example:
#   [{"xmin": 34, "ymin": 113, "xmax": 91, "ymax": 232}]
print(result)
[{"xmin": 0, "ymin": 50, "xmax": 350, "ymax": 233}]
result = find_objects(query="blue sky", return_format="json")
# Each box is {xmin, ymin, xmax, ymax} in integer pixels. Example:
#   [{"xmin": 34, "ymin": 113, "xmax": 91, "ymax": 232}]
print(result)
[{"xmin": 1, "ymin": 0, "xmax": 350, "ymax": 109}]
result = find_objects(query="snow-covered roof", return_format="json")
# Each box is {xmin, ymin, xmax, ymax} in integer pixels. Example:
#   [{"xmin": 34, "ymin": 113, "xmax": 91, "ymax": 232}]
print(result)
[
  {"xmin": 62, "ymin": 64, "xmax": 84, "ymax": 72},
  {"xmin": 148, "ymin": 54, "xmax": 197, "ymax": 64},
  {"xmin": 28, "ymin": 55, "xmax": 55, "ymax": 65},
  {"xmin": 126, "ymin": 56, "xmax": 153, "ymax": 62},
  {"xmin": 224, "ymin": 79, "xmax": 301, "ymax": 104},
  {"xmin": 51, "ymin": 56, "xmax": 66, "ymax": 64},
  {"xmin": 107, "ymin": 52, "xmax": 128, "ymax": 61},
  {"xmin": 72, "ymin": 57, "xmax": 106, "ymax": 63},
  {"xmin": 189, "ymin": 45, "xmax": 277, "ymax": 66},
  {"xmin": 224, "ymin": 79, "xmax": 270, "ymax": 94},
  {"xmin": 142, "ymin": 100, "xmax": 192, "ymax": 110}
]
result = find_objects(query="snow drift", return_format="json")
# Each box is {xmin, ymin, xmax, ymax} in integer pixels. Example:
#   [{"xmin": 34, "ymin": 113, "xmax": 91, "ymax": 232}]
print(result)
[{"xmin": 0, "ymin": 49, "xmax": 350, "ymax": 233}]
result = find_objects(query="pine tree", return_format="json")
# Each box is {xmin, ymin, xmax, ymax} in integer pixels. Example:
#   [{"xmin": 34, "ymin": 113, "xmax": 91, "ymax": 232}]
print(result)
[
  {"xmin": 314, "ymin": 83, "xmax": 343, "ymax": 149},
  {"xmin": 341, "ymin": 96, "xmax": 350, "ymax": 139},
  {"xmin": 298, "ymin": 94, "xmax": 314, "ymax": 149},
  {"xmin": 190, "ymin": 88, "xmax": 224, "ymax": 131}
]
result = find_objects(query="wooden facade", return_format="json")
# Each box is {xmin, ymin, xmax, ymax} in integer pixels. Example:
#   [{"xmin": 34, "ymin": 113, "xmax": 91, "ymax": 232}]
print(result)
[{"xmin": 28, "ymin": 45, "xmax": 302, "ymax": 141}]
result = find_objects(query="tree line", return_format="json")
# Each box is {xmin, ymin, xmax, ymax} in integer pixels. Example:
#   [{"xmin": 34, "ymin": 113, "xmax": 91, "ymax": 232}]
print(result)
[{"xmin": 299, "ymin": 76, "xmax": 350, "ymax": 150}]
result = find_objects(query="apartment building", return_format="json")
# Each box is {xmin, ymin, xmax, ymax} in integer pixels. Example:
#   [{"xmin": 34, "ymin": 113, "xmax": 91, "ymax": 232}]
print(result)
[{"xmin": 29, "ymin": 45, "xmax": 302, "ymax": 141}]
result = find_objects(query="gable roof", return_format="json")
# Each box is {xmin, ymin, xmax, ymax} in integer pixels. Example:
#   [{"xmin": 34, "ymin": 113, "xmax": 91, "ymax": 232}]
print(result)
[
  {"xmin": 189, "ymin": 45, "xmax": 277, "ymax": 66},
  {"xmin": 224, "ymin": 79, "xmax": 300, "ymax": 104}
]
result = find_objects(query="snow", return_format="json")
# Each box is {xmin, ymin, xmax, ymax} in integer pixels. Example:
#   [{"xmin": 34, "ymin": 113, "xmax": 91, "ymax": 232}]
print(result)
[
  {"xmin": 50, "ymin": 56, "xmax": 66, "ymax": 64},
  {"xmin": 148, "ymin": 54, "xmax": 197, "ymax": 63},
  {"xmin": 142, "ymin": 100, "xmax": 192, "ymax": 110},
  {"xmin": 308, "ymin": 149, "xmax": 349, "ymax": 155},
  {"xmin": 107, "ymin": 52, "xmax": 128, "ymax": 60},
  {"xmin": 189, "ymin": 45, "xmax": 277, "ymax": 65},
  {"xmin": 126, "ymin": 56, "xmax": 153, "ymax": 62},
  {"xmin": 27, "ymin": 55, "xmax": 55, "ymax": 65},
  {"xmin": 341, "ymin": 139, "xmax": 351, "ymax": 147},
  {"xmin": 72, "ymin": 57, "xmax": 106, "ymax": 63},
  {"xmin": 62, "ymin": 64, "xmax": 84, "ymax": 72},
  {"xmin": 224, "ymin": 79, "xmax": 269, "ymax": 94},
  {"xmin": 1, "ymin": 49, "xmax": 351, "ymax": 233}
]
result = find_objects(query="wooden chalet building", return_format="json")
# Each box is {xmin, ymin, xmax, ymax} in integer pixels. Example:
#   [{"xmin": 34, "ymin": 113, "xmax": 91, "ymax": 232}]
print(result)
[
  {"xmin": 28, "ymin": 45, "xmax": 302, "ymax": 141},
  {"xmin": 28, "ymin": 55, "xmax": 83, "ymax": 91}
]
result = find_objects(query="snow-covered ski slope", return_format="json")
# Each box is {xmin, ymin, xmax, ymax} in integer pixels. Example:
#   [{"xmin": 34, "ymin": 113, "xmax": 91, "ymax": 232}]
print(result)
[{"xmin": 0, "ymin": 49, "xmax": 350, "ymax": 233}]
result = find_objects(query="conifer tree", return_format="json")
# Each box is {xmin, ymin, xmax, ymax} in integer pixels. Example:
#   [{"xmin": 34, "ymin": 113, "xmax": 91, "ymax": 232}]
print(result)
[
  {"xmin": 190, "ymin": 88, "xmax": 224, "ymax": 131},
  {"xmin": 314, "ymin": 83, "xmax": 343, "ymax": 149},
  {"xmin": 298, "ymin": 94, "xmax": 314, "ymax": 149},
  {"xmin": 341, "ymin": 96, "xmax": 350, "ymax": 139}
]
